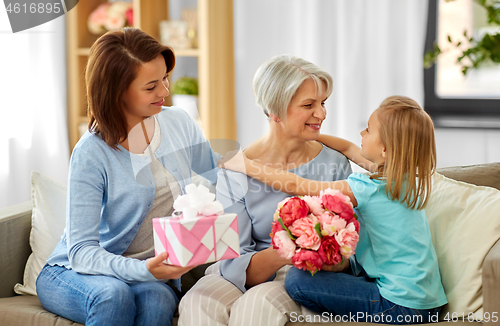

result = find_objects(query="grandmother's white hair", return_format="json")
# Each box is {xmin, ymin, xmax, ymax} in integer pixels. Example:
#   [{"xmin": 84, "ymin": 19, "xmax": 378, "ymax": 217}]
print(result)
[{"xmin": 252, "ymin": 54, "xmax": 333, "ymax": 120}]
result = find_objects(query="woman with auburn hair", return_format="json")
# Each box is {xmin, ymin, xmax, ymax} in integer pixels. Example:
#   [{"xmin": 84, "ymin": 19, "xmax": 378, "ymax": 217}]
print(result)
[
  {"xmin": 36, "ymin": 28, "xmax": 220, "ymax": 326},
  {"xmin": 179, "ymin": 54, "xmax": 352, "ymax": 326}
]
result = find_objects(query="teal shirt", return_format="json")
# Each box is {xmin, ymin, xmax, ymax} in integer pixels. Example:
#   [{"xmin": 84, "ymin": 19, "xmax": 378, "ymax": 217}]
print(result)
[{"xmin": 346, "ymin": 173, "xmax": 447, "ymax": 309}]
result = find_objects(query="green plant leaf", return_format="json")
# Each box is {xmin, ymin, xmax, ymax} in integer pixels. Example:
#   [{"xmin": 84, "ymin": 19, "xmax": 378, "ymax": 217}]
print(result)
[
  {"xmin": 314, "ymin": 222, "xmax": 323, "ymax": 239},
  {"xmin": 278, "ymin": 218, "xmax": 296, "ymax": 240},
  {"xmin": 423, "ymin": 0, "xmax": 500, "ymax": 75}
]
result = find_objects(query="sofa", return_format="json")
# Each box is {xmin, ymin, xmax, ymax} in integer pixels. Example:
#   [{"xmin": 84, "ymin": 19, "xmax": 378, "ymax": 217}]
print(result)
[{"xmin": 1, "ymin": 162, "xmax": 499, "ymax": 326}]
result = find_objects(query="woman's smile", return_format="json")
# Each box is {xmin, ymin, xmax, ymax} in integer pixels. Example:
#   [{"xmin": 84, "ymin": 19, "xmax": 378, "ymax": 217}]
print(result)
[
  {"xmin": 306, "ymin": 123, "xmax": 321, "ymax": 130},
  {"xmin": 151, "ymin": 98, "xmax": 165, "ymax": 106}
]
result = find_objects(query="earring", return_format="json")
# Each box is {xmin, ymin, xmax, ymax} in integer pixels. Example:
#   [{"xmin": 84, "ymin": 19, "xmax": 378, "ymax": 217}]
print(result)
[{"xmin": 275, "ymin": 118, "xmax": 280, "ymax": 123}]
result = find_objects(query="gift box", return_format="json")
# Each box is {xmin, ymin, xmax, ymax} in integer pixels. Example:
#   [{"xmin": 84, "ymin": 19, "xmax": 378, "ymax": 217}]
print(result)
[
  {"xmin": 153, "ymin": 213, "xmax": 240, "ymax": 266},
  {"xmin": 152, "ymin": 184, "xmax": 240, "ymax": 267}
]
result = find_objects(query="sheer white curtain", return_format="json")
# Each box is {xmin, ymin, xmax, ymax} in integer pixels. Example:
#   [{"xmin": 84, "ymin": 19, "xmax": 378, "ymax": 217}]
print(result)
[
  {"xmin": 0, "ymin": 13, "xmax": 69, "ymax": 208},
  {"xmin": 234, "ymin": 0, "xmax": 429, "ymax": 149}
]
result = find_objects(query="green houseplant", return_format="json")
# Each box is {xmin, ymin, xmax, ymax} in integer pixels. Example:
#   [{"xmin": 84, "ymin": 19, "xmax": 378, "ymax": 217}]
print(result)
[
  {"xmin": 171, "ymin": 77, "xmax": 200, "ymax": 120},
  {"xmin": 172, "ymin": 76, "xmax": 199, "ymax": 96},
  {"xmin": 424, "ymin": 0, "xmax": 500, "ymax": 75}
]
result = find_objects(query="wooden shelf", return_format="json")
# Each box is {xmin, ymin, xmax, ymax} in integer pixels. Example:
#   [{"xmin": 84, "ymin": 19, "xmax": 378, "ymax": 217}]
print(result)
[
  {"xmin": 66, "ymin": 0, "xmax": 237, "ymax": 152},
  {"xmin": 172, "ymin": 48, "xmax": 200, "ymax": 57},
  {"xmin": 76, "ymin": 48, "xmax": 91, "ymax": 56},
  {"xmin": 78, "ymin": 116, "xmax": 89, "ymax": 125}
]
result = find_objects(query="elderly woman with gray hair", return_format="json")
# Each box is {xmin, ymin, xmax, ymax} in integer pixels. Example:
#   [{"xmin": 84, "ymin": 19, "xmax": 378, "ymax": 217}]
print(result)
[{"xmin": 178, "ymin": 54, "xmax": 352, "ymax": 326}]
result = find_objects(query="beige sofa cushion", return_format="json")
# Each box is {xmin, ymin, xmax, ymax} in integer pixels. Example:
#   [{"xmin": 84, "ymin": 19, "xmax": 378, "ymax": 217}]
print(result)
[
  {"xmin": 14, "ymin": 171, "xmax": 67, "ymax": 296},
  {"xmin": 425, "ymin": 172, "xmax": 500, "ymax": 320},
  {"xmin": 0, "ymin": 296, "xmax": 82, "ymax": 326}
]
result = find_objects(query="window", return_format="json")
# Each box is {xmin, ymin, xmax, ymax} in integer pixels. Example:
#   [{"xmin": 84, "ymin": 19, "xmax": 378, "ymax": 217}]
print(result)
[{"xmin": 424, "ymin": 0, "xmax": 500, "ymax": 128}]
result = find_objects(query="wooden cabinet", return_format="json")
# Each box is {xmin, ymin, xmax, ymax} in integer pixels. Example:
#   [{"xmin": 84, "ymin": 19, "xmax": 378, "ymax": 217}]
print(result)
[{"xmin": 66, "ymin": 0, "xmax": 237, "ymax": 151}]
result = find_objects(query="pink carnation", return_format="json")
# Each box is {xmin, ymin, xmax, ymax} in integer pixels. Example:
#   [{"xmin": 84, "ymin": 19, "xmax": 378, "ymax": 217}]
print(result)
[
  {"xmin": 89, "ymin": 3, "xmax": 110, "ymax": 25},
  {"xmin": 302, "ymin": 195, "xmax": 325, "ymax": 215},
  {"xmin": 292, "ymin": 249, "xmax": 323, "ymax": 275},
  {"xmin": 104, "ymin": 11, "xmax": 126, "ymax": 30},
  {"xmin": 320, "ymin": 188, "xmax": 341, "ymax": 197},
  {"xmin": 270, "ymin": 220, "xmax": 285, "ymax": 249},
  {"xmin": 289, "ymin": 217, "xmax": 321, "ymax": 251},
  {"xmin": 125, "ymin": 8, "xmax": 133, "ymax": 25},
  {"xmin": 273, "ymin": 231, "xmax": 296, "ymax": 259},
  {"xmin": 345, "ymin": 217, "xmax": 360, "ymax": 233},
  {"xmin": 318, "ymin": 236, "xmax": 342, "ymax": 266},
  {"xmin": 279, "ymin": 197, "xmax": 309, "ymax": 227},
  {"xmin": 321, "ymin": 192, "xmax": 355, "ymax": 221},
  {"xmin": 274, "ymin": 197, "xmax": 292, "ymax": 221},
  {"xmin": 335, "ymin": 222, "xmax": 359, "ymax": 258},
  {"xmin": 317, "ymin": 212, "xmax": 347, "ymax": 237}
]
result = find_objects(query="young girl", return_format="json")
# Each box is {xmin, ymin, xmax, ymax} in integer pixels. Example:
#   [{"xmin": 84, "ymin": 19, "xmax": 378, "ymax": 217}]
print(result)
[
  {"xmin": 36, "ymin": 28, "xmax": 220, "ymax": 326},
  {"xmin": 220, "ymin": 96, "xmax": 447, "ymax": 324}
]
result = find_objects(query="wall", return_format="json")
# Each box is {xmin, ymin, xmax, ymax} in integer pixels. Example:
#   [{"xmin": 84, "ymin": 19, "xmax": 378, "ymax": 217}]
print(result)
[
  {"xmin": 231, "ymin": 1, "xmax": 499, "ymax": 169},
  {"xmin": 435, "ymin": 128, "xmax": 500, "ymax": 167}
]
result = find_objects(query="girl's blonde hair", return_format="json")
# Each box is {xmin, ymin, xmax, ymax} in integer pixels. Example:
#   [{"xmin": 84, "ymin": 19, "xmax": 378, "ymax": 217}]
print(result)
[{"xmin": 371, "ymin": 96, "xmax": 436, "ymax": 210}]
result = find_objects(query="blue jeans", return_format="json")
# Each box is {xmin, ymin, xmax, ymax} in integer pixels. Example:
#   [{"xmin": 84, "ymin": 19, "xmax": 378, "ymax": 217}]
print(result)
[
  {"xmin": 36, "ymin": 264, "xmax": 178, "ymax": 326},
  {"xmin": 285, "ymin": 267, "xmax": 442, "ymax": 325}
]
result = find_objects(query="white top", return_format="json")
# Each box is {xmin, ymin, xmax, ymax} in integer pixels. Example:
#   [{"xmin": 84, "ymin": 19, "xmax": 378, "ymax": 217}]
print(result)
[{"xmin": 123, "ymin": 117, "xmax": 181, "ymax": 259}]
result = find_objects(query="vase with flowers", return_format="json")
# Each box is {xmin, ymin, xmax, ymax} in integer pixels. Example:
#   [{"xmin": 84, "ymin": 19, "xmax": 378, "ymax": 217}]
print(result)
[{"xmin": 88, "ymin": 1, "xmax": 134, "ymax": 36}]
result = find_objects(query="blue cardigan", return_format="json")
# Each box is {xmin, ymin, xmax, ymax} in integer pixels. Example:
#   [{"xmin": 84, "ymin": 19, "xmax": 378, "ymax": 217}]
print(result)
[{"xmin": 46, "ymin": 107, "xmax": 220, "ymax": 284}]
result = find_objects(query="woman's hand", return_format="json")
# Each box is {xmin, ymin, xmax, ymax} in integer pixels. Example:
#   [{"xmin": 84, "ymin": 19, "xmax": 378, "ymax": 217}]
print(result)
[
  {"xmin": 218, "ymin": 150, "xmax": 248, "ymax": 174},
  {"xmin": 245, "ymin": 246, "xmax": 292, "ymax": 287},
  {"xmin": 146, "ymin": 252, "xmax": 196, "ymax": 280}
]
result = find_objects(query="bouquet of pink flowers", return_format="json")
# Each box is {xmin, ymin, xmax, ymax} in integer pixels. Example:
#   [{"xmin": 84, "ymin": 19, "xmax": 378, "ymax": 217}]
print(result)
[
  {"xmin": 88, "ymin": 1, "xmax": 134, "ymax": 35},
  {"xmin": 270, "ymin": 188, "xmax": 360, "ymax": 275}
]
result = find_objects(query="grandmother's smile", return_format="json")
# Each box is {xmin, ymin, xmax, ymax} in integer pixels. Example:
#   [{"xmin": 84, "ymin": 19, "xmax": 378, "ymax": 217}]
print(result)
[{"xmin": 306, "ymin": 123, "xmax": 321, "ymax": 130}]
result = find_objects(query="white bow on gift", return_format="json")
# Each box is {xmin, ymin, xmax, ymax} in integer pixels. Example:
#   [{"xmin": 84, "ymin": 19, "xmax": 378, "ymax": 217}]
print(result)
[{"xmin": 173, "ymin": 184, "xmax": 224, "ymax": 219}]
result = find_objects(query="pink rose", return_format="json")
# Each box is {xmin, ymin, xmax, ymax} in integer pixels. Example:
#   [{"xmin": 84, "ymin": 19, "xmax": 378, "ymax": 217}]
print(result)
[
  {"xmin": 274, "ymin": 197, "xmax": 292, "ymax": 221},
  {"xmin": 292, "ymin": 249, "xmax": 323, "ymax": 275},
  {"xmin": 104, "ymin": 11, "xmax": 126, "ymax": 30},
  {"xmin": 279, "ymin": 197, "xmax": 309, "ymax": 227},
  {"xmin": 317, "ymin": 212, "xmax": 347, "ymax": 237},
  {"xmin": 273, "ymin": 231, "xmax": 296, "ymax": 259},
  {"xmin": 87, "ymin": 3, "xmax": 110, "ymax": 35},
  {"xmin": 335, "ymin": 222, "xmax": 359, "ymax": 258},
  {"xmin": 125, "ymin": 8, "xmax": 133, "ymax": 25},
  {"xmin": 89, "ymin": 3, "xmax": 110, "ymax": 25},
  {"xmin": 321, "ymin": 193, "xmax": 355, "ymax": 221},
  {"xmin": 302, "ymin": 196, "xmax": 325, "ymax": 215},
  {"xmin": 345, "ymin": 216, "xmax": 360, "ymax": 233},
  {"xmin": 318, "ymin": 236, "xmax": 342, "ymax": 265},
  {"xmin": 320, "ymin": 188, "xmax": 341, "ymax": 197},
  {"xmin": 270, "ymin": 220, "xmax": 285, "ymax": 249},
  {"xmin": 289, "ymin": 217, "xmax": 321, "ymax": 251}
]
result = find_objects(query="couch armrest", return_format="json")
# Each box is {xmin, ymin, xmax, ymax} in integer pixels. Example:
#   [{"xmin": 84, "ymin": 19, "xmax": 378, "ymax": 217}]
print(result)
[
  {"xmin": 0, "ymin": 201, "xmax": 32, "ymax": 298},
  {"xmin": 483, "ymin": 238, "xmax": 500, "ymax": 325}
]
